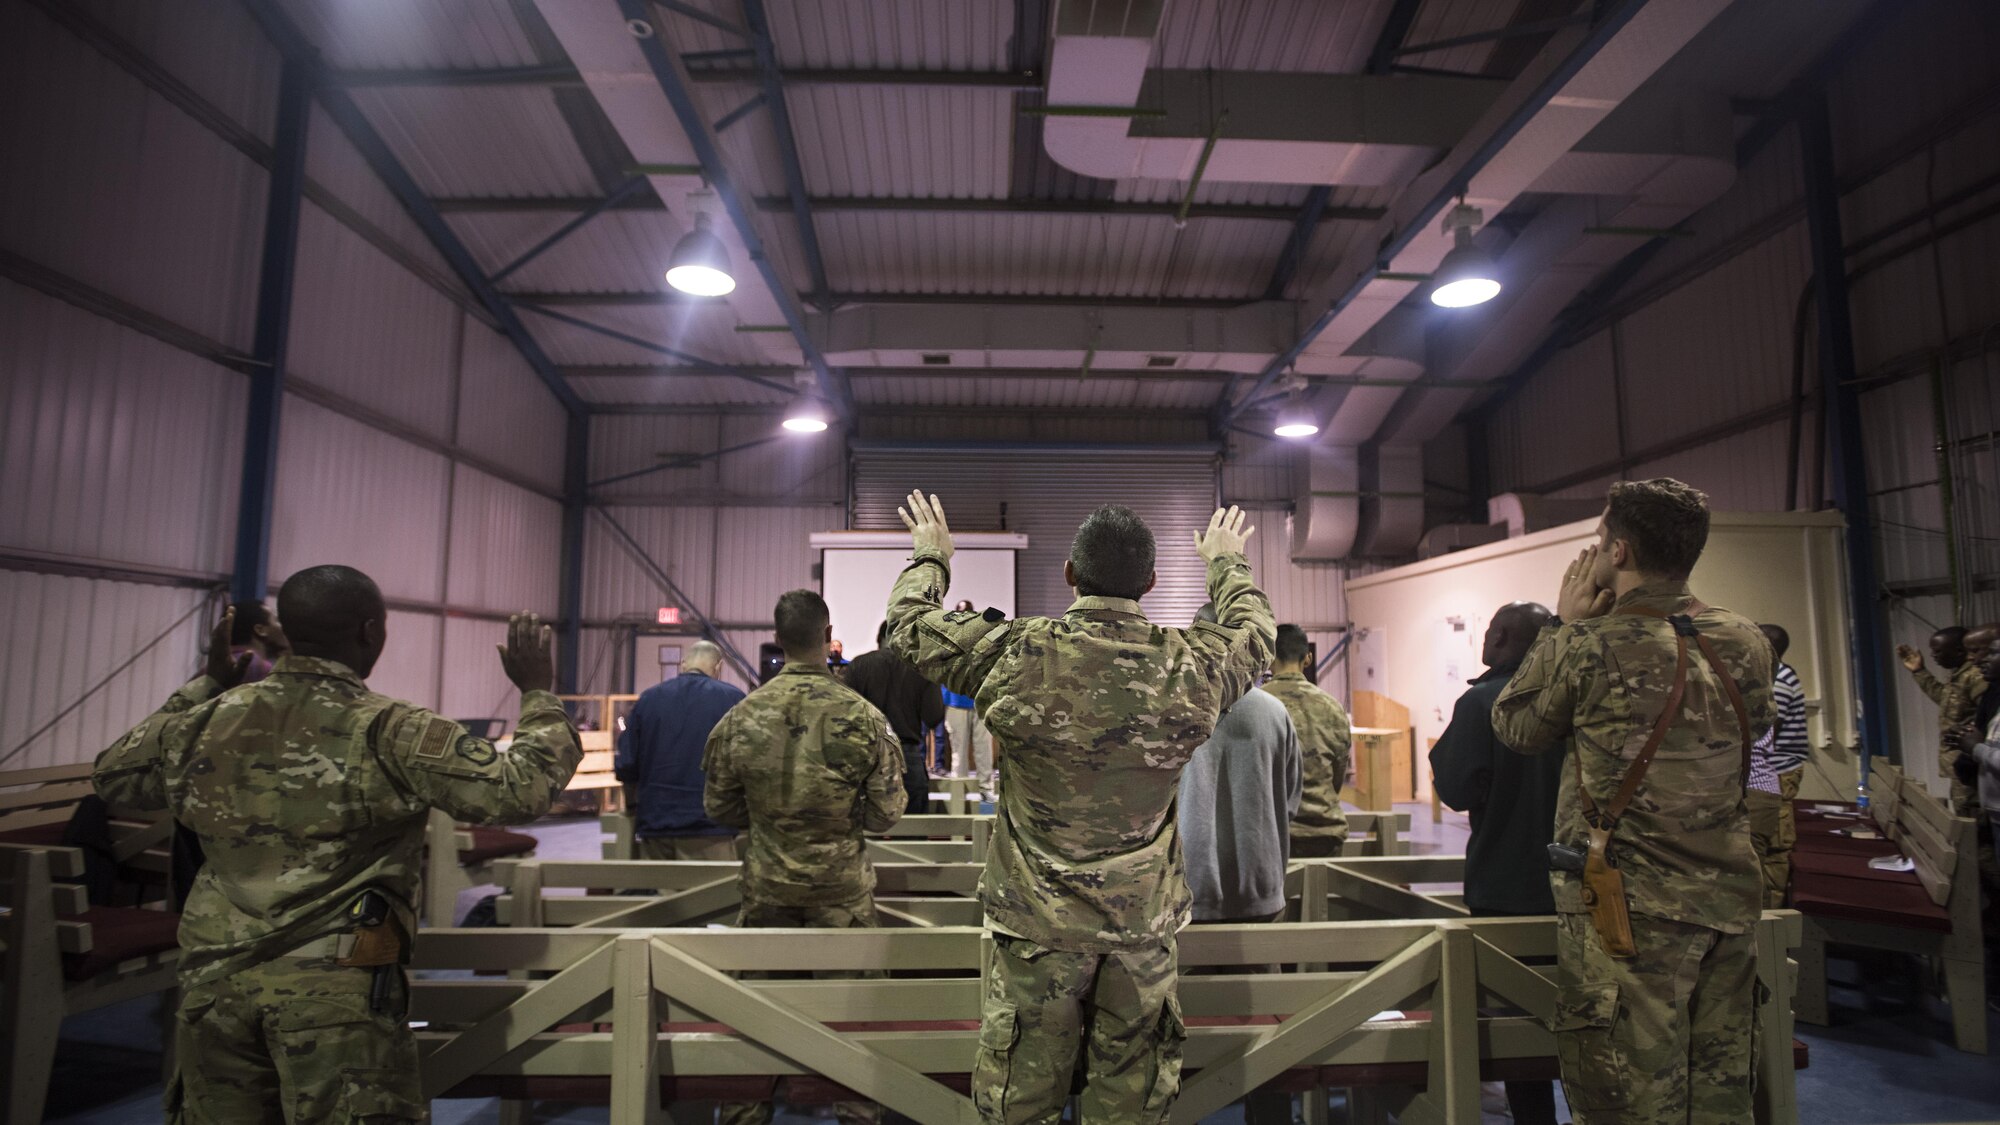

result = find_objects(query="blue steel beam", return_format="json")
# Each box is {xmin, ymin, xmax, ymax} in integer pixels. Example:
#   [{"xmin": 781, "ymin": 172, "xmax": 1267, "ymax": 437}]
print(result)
[
  {"xmin": 243, "ymin": 0, "xmax": 587, "ymax": 419},
  {"xmin": 1800, "ymin": 93, "xmax": 1894, "ymax": 775},
  {"xmin": 491, "ymin": 176, "xmax": 651, "ymax": 283},
  {"xmin": 1219, "ymin": 0, "xmax": 1647, "ymax": 428},
  {"xmin": 244, "ymin": 0, "xmax": 593, "ymax": 689},
  {"xmin": 1366, "ymin": 0, "xmax": 1430, "ymax": 75},
  {"xmin": 615, "ymin": 0, "xmax": 853, "ymax": 417},
  {"xmin": 1263, "ymin": 185, "xmax": 1331, "ymax": 300},
  {"xmin": 740, "ymin": 0, "xmax": 831, "ymax": 307},
  {"xmin": 560, "ymin": 413, "xmax": 589, "ymax": 692},
  {"xmin": 231, "ymin": 57, "xmax": 311, "ymax": 605}
]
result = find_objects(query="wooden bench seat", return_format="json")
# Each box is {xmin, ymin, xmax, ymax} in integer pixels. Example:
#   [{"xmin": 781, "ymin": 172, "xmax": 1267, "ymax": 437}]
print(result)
[
  {"xmin": 422, "ymin": 810, "xmax": 540, "ymax": 926},
  {"xmin": 1791, "ymin": 759, "xmax": 1985, "ymax": 1054},
  {"xmin": 457, "ymin": 827, "xmax": 538, "ymax": 867},
  {"xmin": 2, "ymin": 842, "xmax": 182, "ymax": 1125},
  {"xmin": 404, "ymin": 913, "xmax": 1806, "ymax": 1124},
  {"xmin": 55, "ymin": 904, "xmax": 182, "ymax": 981}
]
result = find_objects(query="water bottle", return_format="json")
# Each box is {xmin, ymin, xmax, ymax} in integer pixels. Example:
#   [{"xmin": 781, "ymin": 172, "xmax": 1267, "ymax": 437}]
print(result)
[{"xmin": 1856, "ymin": 780, "xmax": 1870, "ymax": 811}]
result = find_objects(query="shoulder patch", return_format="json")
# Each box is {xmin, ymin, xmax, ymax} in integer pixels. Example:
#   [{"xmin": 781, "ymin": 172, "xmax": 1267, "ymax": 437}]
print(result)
[
  {"xmin": 943, "ymin": 609, "xmax": 976, "ymax": 624},
  {"xmin": 982, "ymin": 607, "xmax": 1006, "ymax": 622},
  {"xmin": 455, "ymin": 734, "xmax": 498, "ymax": 766},
  {"xmin": 415, "ymin": 715, "xmax": 455, "ymax": 760}
]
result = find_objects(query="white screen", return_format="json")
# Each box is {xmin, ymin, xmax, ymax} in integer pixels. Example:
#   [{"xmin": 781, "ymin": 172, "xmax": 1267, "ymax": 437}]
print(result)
[{"xmin": 822, "ymin": 548, "xmax": 1016, "ymax": 658}]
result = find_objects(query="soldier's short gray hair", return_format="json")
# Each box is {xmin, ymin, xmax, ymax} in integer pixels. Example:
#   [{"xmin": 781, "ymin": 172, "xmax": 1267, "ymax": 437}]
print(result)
[
  {"xmin": 685, "ymin": 640, "xmax": 724, "ymax": 672},
  {"xmin": 1070, "ymin": 505, "xmax": 1156, "ymax": 600}
]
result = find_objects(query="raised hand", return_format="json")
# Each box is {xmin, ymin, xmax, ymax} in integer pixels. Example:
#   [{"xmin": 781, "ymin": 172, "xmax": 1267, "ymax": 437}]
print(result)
[
  {"xmin": 1194, "ymin": 506, "xmax": 1255, "ymax": 561},
  {"xmin": 204, "ymin": 607, "xmax": 253, "ymax": 688},
  {"xmin": 898, "ymin": 490, "xmax": 955, "ymax": 561},
  {"xmin": 498, "ymin": 612, "xmax": 556, "ymax": 694},
  {"xmin": 1896, "ymin": 644, "xmax": 1923, "ymax": 672},
  {"xmin": 1558, "ymin": 546, "xmax": 1614, "ymax": 621}
]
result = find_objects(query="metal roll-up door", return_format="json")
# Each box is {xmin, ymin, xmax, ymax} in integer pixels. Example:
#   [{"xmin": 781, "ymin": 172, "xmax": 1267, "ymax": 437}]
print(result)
[{"xmin": 852, "ymin": 446, "xmax": 1221, "ymax": 623}]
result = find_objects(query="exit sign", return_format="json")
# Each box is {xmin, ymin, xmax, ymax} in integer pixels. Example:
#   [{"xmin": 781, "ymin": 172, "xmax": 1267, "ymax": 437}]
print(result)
[{"xmin": 656, "ymin": 607, "xmax": 682, "ymax": 625}]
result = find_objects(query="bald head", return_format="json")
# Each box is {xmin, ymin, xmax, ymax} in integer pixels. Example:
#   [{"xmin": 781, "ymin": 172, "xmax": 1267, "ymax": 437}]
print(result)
[
  {"xmin": 276, "ymin": 565, "xmax": 388, "ymax": 676},
  {"xmin": 1759, "ymin": 623, "xmax": 1790, "ymax": 660},
  {"xmin": 1932, "ymin": 626, "xmax": 1969, "ymax": 670},
  {"xmin": 1483, "ymin": 602, "xmax": 1551, "ymax": 670},
  {"xmin": 684, "ymin": 640, "xmax": 724, "ymax": 676}
]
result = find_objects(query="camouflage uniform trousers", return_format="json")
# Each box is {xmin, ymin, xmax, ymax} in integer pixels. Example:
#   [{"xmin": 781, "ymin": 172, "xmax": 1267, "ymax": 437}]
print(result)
[
  {"xmin": 636, "ymin": 834, "xmax": 742, "ymax": 862},
  {"xmin": 1553, "ymin": 911, "xmax": 1759, "ymax": 1125},
  {"xmin": 1745, "ymin": 781, "xmax": 1797, "ymax": 910},
  {"xmin": 168, "ymin": 953, "xmax": 421, "ymax": 1124},
  {"xmin": 1946, "ymin": 767, "xmax": 2000, "ymax": 919},
  {"xmin": 975, "ymin": 932, "xmax": 1184, "ymax": 1125},
  {"xmin": 1288, "ymin": 834, "xmax": 1345, "ymax": 860},
  {"xmin": 718, "ymin": 896, "xmax": 884, "ymax": 1125}
]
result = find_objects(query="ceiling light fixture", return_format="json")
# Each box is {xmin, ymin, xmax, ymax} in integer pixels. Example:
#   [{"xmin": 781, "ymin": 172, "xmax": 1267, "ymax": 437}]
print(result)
[
  {"xmin": 1430, "ymin": 203, "xmax": 1500, "ymax": 309},
  {"xmin": 1272, "ymin": 375, "xmax": 1319, "ymax": 438},
  {"xmin": 665, "ymin": 210, "xmax": 736, "ymax": 297},
  {"xmin": 772, "ymin": 374, "xmax": 820, "ymax": 430}
]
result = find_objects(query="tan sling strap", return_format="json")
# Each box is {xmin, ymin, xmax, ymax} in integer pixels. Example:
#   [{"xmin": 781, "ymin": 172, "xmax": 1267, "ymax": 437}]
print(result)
[{"xmin": 1573, "ymin": 601, "xmax": 1755, "ymax": 832}]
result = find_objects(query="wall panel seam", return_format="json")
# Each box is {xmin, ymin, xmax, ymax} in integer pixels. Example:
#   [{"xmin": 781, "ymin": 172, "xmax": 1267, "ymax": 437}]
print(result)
[{"xmin": 2, "ymin": 251, "xmax": 560, "ymax": 502}]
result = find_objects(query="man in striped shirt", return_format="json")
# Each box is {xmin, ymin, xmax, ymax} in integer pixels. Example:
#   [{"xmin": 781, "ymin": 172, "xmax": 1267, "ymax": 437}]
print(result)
[{"xmin": 1746, "ymin": 623, "xmax": 1809, "ymax": 907}]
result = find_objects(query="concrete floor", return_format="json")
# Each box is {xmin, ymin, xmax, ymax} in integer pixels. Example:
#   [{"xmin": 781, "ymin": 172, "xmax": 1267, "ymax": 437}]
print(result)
[{"xmin": 42, "ymin": 803, "xmax": 2000, "ymax": 1124}]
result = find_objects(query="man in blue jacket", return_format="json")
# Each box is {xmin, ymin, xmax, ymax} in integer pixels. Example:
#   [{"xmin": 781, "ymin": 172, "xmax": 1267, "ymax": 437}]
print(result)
[{"xmin": 616, "ymin": 640, "xmax": 746, "ymax": 860}]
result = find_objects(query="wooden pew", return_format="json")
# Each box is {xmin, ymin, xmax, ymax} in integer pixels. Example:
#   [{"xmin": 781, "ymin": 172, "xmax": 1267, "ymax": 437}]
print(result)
[
  {"xmin": 1, "ymin": 842, "xmax": 181, "ymax": 1125},
  {"xmin": 405, "ymin": 907, "xmax": 1805, "ymax": 1124},
  {"xmin": 1791, "ymin": 759, "xmax": 1986, "ymax": 1053},
  {"xmin": 599, "ymin": 813, "xmax": 993, "ymax": 866},
  {"xmin": 421, "ymin": 810, "xmax": 540, "ymax": 926},
  {"xmin": 0, "ymin": 763, "xmax": 175, "ymax": 904}
]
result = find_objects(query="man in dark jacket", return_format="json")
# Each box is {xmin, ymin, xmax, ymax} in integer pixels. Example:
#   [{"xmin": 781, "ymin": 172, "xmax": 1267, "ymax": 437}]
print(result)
[
  {"xmin": 846, "ymin": 621, "xmax": 946, "ymax": 814},
  {"xmin": 616, "ymin": 640, "xmax": 746, "ymax": 860},
  {"xmin": 1429, "ymin": 599, "xmax": 1560, "ymax": 1125}
]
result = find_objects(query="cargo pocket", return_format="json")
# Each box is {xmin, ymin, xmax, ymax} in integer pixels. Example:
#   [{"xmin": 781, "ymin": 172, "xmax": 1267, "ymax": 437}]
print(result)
[
  {"xmin": 338, "ymin": 1067, "xmax": 425, "ymax": 1123},
  {"xmin": 1553, "ymin": 982, "xmax": 1629, "ymax": 1111},
  {"xmin": 973, "ymin": 1004, "xmax": 1020, "ymax": 1120},
  {"xmin": 1139, "ymin": 994, "xmax": 1187, "ymax": 1122}
]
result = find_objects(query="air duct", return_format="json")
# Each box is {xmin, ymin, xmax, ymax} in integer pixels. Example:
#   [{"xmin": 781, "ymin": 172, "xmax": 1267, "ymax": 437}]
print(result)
[
  {"xmin": 1290, "ymin": 445, "xmax": 1360, "ymax": 561},
  {"xmin": 1356, "ymin": 445, "xmax": 1425, "ymax": 556}
]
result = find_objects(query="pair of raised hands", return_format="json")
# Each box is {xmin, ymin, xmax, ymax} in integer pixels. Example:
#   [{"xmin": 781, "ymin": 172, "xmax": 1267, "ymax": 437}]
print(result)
[{"xmin": 896, "ymin": 490, "xmax": 1256, "ymax": 561}]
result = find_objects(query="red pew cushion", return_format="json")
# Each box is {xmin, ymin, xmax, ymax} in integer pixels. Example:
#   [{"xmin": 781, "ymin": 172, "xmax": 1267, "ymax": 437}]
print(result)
[
  {"xmin": 458, "ymin": 827, "xmax": 537, "ymax": 866},
  {"xmin": 57, "ymin": 906, "xmax": 180, "ymax": 981}
]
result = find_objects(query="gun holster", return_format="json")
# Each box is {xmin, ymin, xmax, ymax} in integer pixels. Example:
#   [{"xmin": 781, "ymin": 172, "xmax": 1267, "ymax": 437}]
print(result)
[
  {"xmin": 1581, "ymin": 824, "xmax": 1636, "ymax": 958},
  {"xmin": 336, "ymin": 889, "xmax": 407, "ymax": 968}
]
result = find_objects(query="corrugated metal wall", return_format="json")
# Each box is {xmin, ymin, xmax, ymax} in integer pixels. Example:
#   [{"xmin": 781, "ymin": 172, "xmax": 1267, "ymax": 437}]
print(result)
[
  {"xmin": 1468, "ymin": 1, "xmax": 2000, "ymax": 786},
  {"xmin": 578, "ymin": 504, "xmax": 846, "ymax": 696},
  {"xmin": 1, "ymin": 1, "xmax": 567, "ymax": 768}
]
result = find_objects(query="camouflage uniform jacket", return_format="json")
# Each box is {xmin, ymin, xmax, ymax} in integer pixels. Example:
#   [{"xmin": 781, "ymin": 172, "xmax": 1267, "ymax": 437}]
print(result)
[
  {"xmin": 1491, "ymin": 583, "xmax": 1774, "ymax": 934},
  {"xmin": 1262, "ymin": 672, "xmax": 1352, "ymax": 839},
  {"xmin": 887, "ymin": 549, "xmax": 1276, "ymax": 953},
  {"xmin": 701, "ymin": 661, "xmax": 905, "ymax": 907},
  {"xmin": 1913, "ymin": 660, "xmax": 1988, "ymax": 751},
  {"xmin": 92, "ymin": 656, "xmax": 581, "ymax": 988}
]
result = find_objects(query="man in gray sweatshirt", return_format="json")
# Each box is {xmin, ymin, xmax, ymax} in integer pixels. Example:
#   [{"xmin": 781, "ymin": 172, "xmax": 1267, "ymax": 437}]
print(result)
[{"xmin": 1177, "ymin": 604, "xmax": 1302, "ymax": 1124}]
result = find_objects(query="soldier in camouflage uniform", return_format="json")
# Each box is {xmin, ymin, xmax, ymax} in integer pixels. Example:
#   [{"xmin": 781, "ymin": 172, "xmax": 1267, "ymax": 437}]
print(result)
[
  {"xmin": 1898, "ymin": 626, "xmax": 1990, "ymax": 817},
  {"xmin": 1262, "ymin": 624, "xmax": 1352, "ymax": 858},
  {"xmin": 888, "ymin": 494, "xmax": 1273, "ymax": 1124},
  {"xmin": 703, "ymin": 588, "xmax": 906, "ymax": 1125},
  {"xmin": 1493, "ymin": 480, "xmax": 1774, "ymax": 1125},
  {"xmin": 92, "ymin": 565, "xmax": 581, "ymax": 1124}
]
